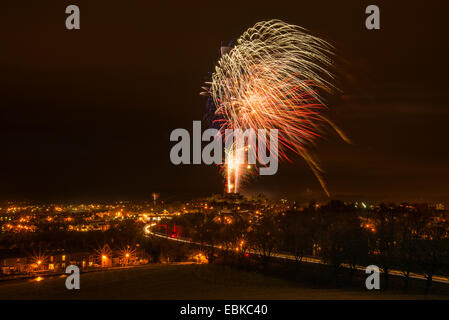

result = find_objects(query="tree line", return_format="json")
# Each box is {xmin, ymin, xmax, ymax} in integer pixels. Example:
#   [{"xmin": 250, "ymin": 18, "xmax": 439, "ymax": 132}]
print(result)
[{"xmin": 166, "ymin": 200, "xmax": 449, "ymax": 291}]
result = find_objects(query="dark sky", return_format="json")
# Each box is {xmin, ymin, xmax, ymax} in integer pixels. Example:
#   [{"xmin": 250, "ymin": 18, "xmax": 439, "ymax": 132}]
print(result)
[{"xmin": 1, "ymin": 1, "xmax": 449, "ymax": 204}]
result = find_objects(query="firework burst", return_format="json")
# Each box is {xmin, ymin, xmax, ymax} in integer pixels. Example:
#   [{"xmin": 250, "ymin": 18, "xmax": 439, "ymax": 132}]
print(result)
[{"xmin": 202, "ymin": 19, "xmax": 349, "ymax": 195}]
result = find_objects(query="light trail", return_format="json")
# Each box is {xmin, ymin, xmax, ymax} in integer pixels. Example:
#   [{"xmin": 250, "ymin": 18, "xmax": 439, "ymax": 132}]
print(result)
[{"xmin": 144, "ymin": 224, "xmax": 449, "ymax": 285}]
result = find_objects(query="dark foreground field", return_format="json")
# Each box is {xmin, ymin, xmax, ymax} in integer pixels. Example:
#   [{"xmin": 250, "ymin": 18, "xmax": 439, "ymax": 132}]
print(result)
[{"xmin": 0, "ymin": 263, "xmax": 447, "ymax": 300}]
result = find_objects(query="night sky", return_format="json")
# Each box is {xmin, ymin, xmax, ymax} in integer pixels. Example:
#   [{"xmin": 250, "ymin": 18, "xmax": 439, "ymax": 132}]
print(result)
[{"xmin": 1, "ymin": 1, "xmax": 448, "ymax": 204}]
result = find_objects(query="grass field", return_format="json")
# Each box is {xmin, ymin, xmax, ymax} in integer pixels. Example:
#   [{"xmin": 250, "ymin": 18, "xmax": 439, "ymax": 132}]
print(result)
[{"xmin": 0, "ymin": 263, "xmax": 447, "ymax": 300}]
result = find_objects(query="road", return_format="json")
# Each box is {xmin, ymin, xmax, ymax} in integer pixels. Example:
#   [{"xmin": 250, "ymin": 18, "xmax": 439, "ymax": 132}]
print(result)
[{"xmin": 144, "ymin": 224, "xmax": 449, "ymax": 285}]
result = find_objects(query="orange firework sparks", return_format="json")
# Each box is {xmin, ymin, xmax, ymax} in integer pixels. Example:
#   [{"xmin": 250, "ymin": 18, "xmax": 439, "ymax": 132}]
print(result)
[{"xmin": 203, "ymin": 20, "xmax": 349, "ymax": 195}]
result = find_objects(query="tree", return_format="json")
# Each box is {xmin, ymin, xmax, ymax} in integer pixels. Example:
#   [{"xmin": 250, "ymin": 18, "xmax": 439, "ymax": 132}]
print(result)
[
  {"xmin": 315, "ymin": 202, "xmax": 365, "ymax": 286},
  {"xmin": 416, "ymin": 217, "xmax": 449, "ymax": 293},
  {"xmin": 397, "ymin": 208, "xmax": 427, "ymax": 290},
  {"xmin": 370, "ymin": 204, "xmax": 400, "ymax": 290},
  {"xmin": 248, "ymin": 211, "xmax": 281, "ymax": 267},
  {"xmin": 281, "ymin": 210, "xmax": 313, "ymax": 263}
]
